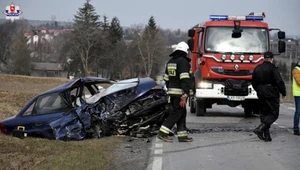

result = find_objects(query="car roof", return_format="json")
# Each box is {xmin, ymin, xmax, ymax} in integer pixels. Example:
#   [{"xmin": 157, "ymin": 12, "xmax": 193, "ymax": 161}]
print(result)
[{"xmin": 41, "ymin": 77, "xmax": 115, "ymax": 95}]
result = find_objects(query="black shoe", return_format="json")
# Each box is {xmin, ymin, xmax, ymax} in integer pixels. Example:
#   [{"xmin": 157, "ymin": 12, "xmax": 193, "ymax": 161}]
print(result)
[
  {"xmin": 253, "ymin": 123, "xmax": 267, "ymax": 141},
  {"xmin": 178, "ymin": 136, "xmax": 193, "ymax": 142},
  {"xmin": 294, "ymin": 131, "xmax": 300, "ymax": 136},
  {"xmin": 264, "ymin": 128, "xmax": 272, "ymax": 142},
  {"xmin": 157, "ymin": 131, "xmax": 173, "ymax": 142}
]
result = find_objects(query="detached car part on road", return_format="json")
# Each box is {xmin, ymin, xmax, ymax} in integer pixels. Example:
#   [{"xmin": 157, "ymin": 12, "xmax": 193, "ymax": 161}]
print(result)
[{"xmin": 0, "ymin": 77, "xmax": 169, "ymax": 140}]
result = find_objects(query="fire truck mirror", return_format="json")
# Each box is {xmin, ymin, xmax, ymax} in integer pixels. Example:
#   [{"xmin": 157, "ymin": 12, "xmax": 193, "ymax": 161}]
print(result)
[
  {"xmin": 231, "ymin": 28, "xmax": 243, "ymax": 38},
  {"xmin": 188, "ymin": 29, "xmax": 195, "ymax": 37},
  {"xmin": 277, "ymin": 31, "xmax": 286, "ymax": 39},
  {"xmin": 187, "ymin": 39, "xmax": 194, "ymax": 51},
  {"xmin": 278, "ymin": 40, "xmax": 286, "ymax": 53}
]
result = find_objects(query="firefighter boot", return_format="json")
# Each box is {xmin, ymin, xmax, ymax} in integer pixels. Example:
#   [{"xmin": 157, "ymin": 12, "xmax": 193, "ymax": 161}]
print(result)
[
  {"xmin": 157, "ymin": 131, "xmax": 173, "ymax": 143},
  {"xmin": 294, "ymin": 130, "xmax": 300, "ymax": 136},
  {"xmin": 253, "ymin": 123, "xmax": 267, "ymax": 141},
  {"xmin": 264, "ymin": 128, "xmax": 272, "ymax": 142},
  {"xmin": 178, "ymin": 136, "xmax": 193, "ymax": 142}
]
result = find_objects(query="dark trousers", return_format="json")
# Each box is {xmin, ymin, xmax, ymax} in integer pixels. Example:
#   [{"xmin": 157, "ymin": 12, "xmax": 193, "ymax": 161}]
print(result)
[
  {"xmin": 259, "ymin": 97, "xmax": 280, "ymax": 127},
  {"xmin": 162, "ymin": 96, "xmax": 187, "ymax": 132}
]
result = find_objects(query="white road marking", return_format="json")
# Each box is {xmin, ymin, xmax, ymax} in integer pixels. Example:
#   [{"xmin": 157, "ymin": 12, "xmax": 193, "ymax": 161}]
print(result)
[
  {"xmin": 150, "ymin": 137, "xmax": 163, "ymax": 170},
  {"xmin": 154, "ymin": 149, "xmax": 163, "ymax": 155},
  {"xmin": 274, "ymin": 122, "xmax": 278, "ymax": 125},
  {"xmin": 152, "ymin": 156, "xmax": 162, "ymax": 170},
  {"xmin": 279, "ymin": 125, "xmax": 286, "ymax": 128},
  {"xmin": 155, "ymin": 143, "xmax": 163, "ymax": 148}
]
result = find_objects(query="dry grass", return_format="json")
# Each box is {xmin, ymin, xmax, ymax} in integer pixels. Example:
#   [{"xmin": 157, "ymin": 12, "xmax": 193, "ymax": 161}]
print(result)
[
  {"xmin": 0, "ymin": 74, "xmax": 123, "ymax": 170},
  {"xmin": 0, "ymin": 134, "xmax": 124, "ymax": 170}
]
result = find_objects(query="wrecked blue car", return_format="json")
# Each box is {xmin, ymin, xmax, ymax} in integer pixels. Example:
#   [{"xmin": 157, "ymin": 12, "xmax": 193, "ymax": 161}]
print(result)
[
  {"xmin": 0, "ymin": 77, "xmax": 169, "ymax": 140},
  {"xmin": 0, "ymin": 77, "xmax": 115, "ymax": 139}
]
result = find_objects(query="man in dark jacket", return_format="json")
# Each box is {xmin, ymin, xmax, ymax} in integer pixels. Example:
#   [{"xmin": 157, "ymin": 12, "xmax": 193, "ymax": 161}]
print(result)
[
  {"xmin": 252, "ymin": 51, "xmax": 286, "ymax": 142},
  {"xmin": 157, "ymin": 41, "xmax": 193, "ymax": 143}
]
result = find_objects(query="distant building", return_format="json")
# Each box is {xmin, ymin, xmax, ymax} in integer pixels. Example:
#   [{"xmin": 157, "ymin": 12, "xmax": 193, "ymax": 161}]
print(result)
[
  {"xmin": 23, "ymin": 25, "xmax": 72, "ymax": 78},
  {"xmin": 25, "ymin": 25, "xmax": 72, "ymax": 50},
  {"xmin": 31, "ymin": 62, "xmax": 67, "ymax": 78}
]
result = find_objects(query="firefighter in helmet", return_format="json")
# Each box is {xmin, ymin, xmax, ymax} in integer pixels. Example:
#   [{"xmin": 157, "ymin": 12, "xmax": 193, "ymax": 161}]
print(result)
[{"xmin": 157, "ymin": 41, "xmax": 193, "ymax": 142}]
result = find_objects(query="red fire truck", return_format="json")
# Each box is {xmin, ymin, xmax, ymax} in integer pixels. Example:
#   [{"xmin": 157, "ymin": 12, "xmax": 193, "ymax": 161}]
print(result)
[{"xmin": 187, "ymin": 13, "xmax": 286, "ymax": 116}]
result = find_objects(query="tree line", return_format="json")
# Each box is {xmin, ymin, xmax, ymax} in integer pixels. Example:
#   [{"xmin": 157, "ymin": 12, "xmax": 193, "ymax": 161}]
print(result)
[{"xmin": 0, "ymin": 1, "xmax": 189, "ymax": 80}]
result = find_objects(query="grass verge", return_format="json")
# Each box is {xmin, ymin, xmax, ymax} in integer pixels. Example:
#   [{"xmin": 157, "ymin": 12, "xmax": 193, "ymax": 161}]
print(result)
[{"xmin": 0, "ymin": 134, "xmax": 123, "ymax": 170}]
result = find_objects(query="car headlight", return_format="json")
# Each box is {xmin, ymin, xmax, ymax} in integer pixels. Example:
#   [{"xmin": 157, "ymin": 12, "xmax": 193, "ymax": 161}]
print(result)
[
  {"xmin": 221, "ymin": 54, "xmax": 226, "ymax": 60},
  {"xmin": 249, "ymin": 55, "xmax": 254, "ymax": 61},
  {"xmin": 230, "ymin": 55, "xmax": 235, "ymax": 60},
  {"xmin": 198, "ymin": 82, "xmax": 213, "ymax": 89},
  {"xmin": 240, "ymin": 55, "xmax": 245, "ymax": 61}
]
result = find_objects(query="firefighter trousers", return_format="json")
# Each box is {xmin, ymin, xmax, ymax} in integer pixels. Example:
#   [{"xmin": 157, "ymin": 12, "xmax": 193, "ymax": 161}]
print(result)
[
  {"xmin": 162, "ymin": 96, "xmax": 187, "ymax": 132},
  {"xmin": 259, "ymin": 97, "xmax": 280, "ymax": 127}
]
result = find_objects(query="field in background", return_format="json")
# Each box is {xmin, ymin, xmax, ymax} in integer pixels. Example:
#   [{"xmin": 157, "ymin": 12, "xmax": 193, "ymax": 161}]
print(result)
[{"xmin": 0, "ymin": 74, "xmax": 123, "ymax": 170}]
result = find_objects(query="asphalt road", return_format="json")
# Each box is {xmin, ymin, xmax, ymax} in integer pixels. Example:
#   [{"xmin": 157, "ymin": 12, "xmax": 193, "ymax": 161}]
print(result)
[{"xmin": 146, "ymin": 103, "xmax": 300, "ymax": 170}]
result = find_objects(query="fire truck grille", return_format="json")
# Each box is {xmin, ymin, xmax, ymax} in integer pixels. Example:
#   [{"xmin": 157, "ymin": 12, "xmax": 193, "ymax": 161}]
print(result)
[{"xmin": 212, "ymin": 69, "xmax": 252, "ymax": 76}]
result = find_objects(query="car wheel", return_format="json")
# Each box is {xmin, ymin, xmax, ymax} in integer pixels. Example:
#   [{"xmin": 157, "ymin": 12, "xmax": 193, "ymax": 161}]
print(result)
[{"xmin": 244, "ymin": 107, "xmax": 253, "ymax": 117}]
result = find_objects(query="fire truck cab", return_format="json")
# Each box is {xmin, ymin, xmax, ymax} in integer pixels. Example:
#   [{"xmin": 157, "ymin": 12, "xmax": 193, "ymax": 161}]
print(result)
[{"xmin": 187, "ymin": 13, "xmax": 286, "ymax": 116}]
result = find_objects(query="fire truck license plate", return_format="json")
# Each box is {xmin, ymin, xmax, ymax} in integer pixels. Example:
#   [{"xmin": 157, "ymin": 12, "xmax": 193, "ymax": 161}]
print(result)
[{"xmin": 227, "ymin": 96, "xmax": 245, "ymax": 101}]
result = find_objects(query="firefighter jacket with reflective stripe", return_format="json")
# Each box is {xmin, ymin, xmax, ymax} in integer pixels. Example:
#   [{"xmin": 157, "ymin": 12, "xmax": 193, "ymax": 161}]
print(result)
[
  {"xmin": 293, "ymin": 66, "xmax": 300, "ymax": 96},
  {"xmin": 163, "ymin": 52, "xmax": 193, "ymax": 96}
]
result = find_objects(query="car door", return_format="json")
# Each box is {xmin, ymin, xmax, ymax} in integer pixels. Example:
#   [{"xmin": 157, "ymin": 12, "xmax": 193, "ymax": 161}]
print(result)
[{"xmin": 17, "ymin": 92, "xmax": 73, "ymax": 138}]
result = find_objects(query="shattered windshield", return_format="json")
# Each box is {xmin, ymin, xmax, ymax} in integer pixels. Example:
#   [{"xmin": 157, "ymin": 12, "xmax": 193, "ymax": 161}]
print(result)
[
  {"xmin": 205, "ymin": 27, "xmax": 269, "ymax": 53},
  {"xmin": 86, "ymin": 78, "xmax": 139, "ymax": 104}
]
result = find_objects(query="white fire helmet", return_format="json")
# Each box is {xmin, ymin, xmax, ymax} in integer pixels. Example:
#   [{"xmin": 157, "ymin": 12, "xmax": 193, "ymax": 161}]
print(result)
[{"xmin": 174, "ymin": 41, "xmax": 189, "ymax": 54}]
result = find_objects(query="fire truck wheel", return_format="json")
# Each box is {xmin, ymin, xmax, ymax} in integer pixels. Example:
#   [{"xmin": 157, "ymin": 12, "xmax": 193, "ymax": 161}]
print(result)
[
  {"xmin": 196, "ymin": 100, "xmax": 206, "ymax": 116},
  {"xmin": 189, "ymin": 97, "xmax": 196, "ymax": 114},
  {"xmin": 244, "ymin": 107, "xmax": 253, "ymax": 117}
]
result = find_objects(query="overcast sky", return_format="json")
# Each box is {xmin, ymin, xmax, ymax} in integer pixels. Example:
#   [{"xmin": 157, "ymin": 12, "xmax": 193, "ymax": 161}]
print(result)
[{"xmin": 1, "ymin": 0, "xmax": 299, "ymax": 35}]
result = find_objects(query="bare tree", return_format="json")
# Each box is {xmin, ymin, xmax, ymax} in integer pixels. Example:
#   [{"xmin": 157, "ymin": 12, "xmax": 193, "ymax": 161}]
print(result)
[
  {"xmin": 136, "ymin": 16, "xmax": 169, "ymax": 77},
  {"xmin": 9, "ymin": 20, "xmax": 31, "ymax": 75}
]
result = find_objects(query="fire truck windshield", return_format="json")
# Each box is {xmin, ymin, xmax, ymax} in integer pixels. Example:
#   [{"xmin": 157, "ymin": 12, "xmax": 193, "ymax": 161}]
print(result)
[{"xmin": 205, "ymin": 27, "xmax": 269, "ymax": 54}]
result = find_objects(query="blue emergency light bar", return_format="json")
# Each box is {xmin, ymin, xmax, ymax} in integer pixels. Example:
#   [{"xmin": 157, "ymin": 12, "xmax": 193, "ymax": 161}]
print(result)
[{"xmin": 210, "ymin": 15, "xmax": 264, "ymax": 21}]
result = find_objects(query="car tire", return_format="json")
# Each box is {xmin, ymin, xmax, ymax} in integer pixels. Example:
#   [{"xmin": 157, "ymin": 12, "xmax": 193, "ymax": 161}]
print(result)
[{"xmin": 244, "ymin": 107, "xmax": 253, "ymax": 117}]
